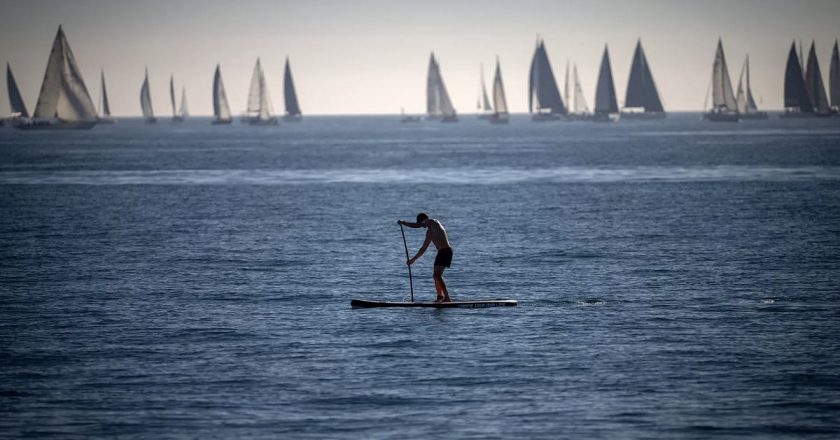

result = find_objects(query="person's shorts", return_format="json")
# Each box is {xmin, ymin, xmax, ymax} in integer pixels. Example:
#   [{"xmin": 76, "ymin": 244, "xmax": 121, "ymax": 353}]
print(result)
[{"xmin": 434, "ymin": 248, "xmax": 453, "ymax": 268}]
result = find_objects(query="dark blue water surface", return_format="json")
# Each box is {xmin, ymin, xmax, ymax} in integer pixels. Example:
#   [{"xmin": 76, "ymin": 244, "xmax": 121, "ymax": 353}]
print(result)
[{"xmin": 1, "ymin": 114, "xmax": 839, "ymax": 438}]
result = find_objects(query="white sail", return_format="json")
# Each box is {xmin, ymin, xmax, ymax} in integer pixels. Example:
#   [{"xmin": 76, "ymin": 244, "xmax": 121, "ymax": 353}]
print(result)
[
  {"xmin": 140, "ymin": 68, "xmax": 155, "ymax": 120},
  {"xmin": 246, "ymin": 58, "xmax": 275, "ymax": 121},
  {"xmin": 573, "ymin": 64, "xmax": 589, "ymax": 114},
  {"xmin": 426, "ymin": 53, "xmax": 456, "ymax": 119},
  {"xmin": 99, "ymin": 70, "xmax": 112, "ymax": 117},
  {"xmin": 711, "ymin": 39, "xmax": 737, "ymax": 111},
  {"xmin": 179, "ymin": 86, "xmax": 189, "ymax": 118},
  {"xmin": 480, "ymin": 64, "xmax": 492, "ymax": 111},
  {"xmin": 170, "ymin": 75, "xmax": 177, "ymax": 117},
  {"xmin": 213, "ymin": 64, "xmax": 232, "ymax": 121},
  {"xmin": 492, "ymin": 59, "xmax": 508, "ymax": 115},
  {"xmin": 32, "ymin": 27, "xmax": 97, "ymax": 122},
  {"xmin": 7, "ymin": 63, "xmax": 29, "ymax": 117},
  {"xmin": 564, "ymin": 60, "xmax": 570, "ymax": 107},
  {"xmin": 745, "ymin": 56, "xmax": 758, "ymax": 111}
]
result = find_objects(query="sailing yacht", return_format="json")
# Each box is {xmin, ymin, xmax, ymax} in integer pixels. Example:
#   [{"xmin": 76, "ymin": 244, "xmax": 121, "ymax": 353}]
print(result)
[
  {"xmin": 781, "ymin": 41, "xmax": 814, "ymax": 118},
  {"xmin": 622, "ymin": 39, "xmax": 666, "ymax": 119},
  {"xmin": 140, "ymin": 68, "xmax": 157, "ymax": 124},
  {"xmin": 805, "ymin": 41, "xmax": 832, "ymax": 117},
  {"xmin": 400, "ymin": 107, "xmax": 422, "ymax": 123},
  {"xmin": 704, "ymin": 39, "xmax": 739, "ymax": 122},
  {"xmin": 528, "ymin": 38, "xmax": 566, "ymax": 121},
  {"xmin": 243, "ymin": 58, "xmax": 278, "ymax": 125},
  {"xmin": 476, "ymin": 63, "xmax": 493, "ymax": 120},
  {"xmin": 283, "ymin": 57, "xmax": 302, "ymax": 122},
  {"xmin": 97, "ymin": 69, "xmax": 116, "ymax": 124},
  {"xmin": 735, "ymin": 56, "xmax": 768, "ymax": 120},
  {"xmin": 567, "ymin": 64, "xmax": 591, "ymax": 121},
  {"xmin": 212, "ymin": 64, "xmax": 233, "ymax": 125},
  {"xmin": 6, "ymin": 63, "xmax": 29, "ymax": 122},
  {"xmin": 830, "ymin": 40, "xmax": 840, "ymax": 115},
  {"xmin": 14, "ymin": 26, "xmax": 98, "ymax": 130},
  {"xmin": 170, "ymin": 75, "xmax": 184, "ymax": 123},
  {"xmin": 593, "ymin": 45, "xmax": 619, "ymax": 122},
  {"xmin": 426, "ymin": 52, "xmax": 458, "ymax": 122},
  {"xmin": 489, "ymin": 58, "xmax": 509, "ymax": 124}
]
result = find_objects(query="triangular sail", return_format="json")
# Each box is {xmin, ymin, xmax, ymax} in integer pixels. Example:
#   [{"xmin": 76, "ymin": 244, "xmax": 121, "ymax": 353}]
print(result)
[
  {"xmin": 247, "ymin": 58, "xmax": 274, "ymax": 120},
  {"xmin": 179, "ymin": 87, "xmax": 188, "ymax": 118},
  {"xmin": 805, "ymin": 42, "xmax": 830, "ymax": 114},
  {"xmin": 426, "ymin": 53, "xmax": 456, "ymax": 118},
  {"xmin": 492, "ymin": 59, "xmax": 508, "ymax": 115},
  {"xmin": 528, "ymin": 41, "xmax": 566, "ymax": 115},
  {"xmin": 745, "ymin": 56, "xmax": 758, "ymax": 111},
  {"xmin": 736, "ymin": 61, "xmax": 749, "ymax": 114},
  {"xmin": 784, "ymin": 42, "xmax": 812, "ymax": 112},
  {"xmin": 140, "ymin": 68, "xmax": 154, "ymax": 119},
  {"xmin": 564, "ymin": 60, "xmax": 570, "ymax": 107},
  {"xmin": 711, "ymin": 39, "xmax": 737, "ymax": 111},
  {"xmin": 480, "ymin": 64, "xmax": 492, "ymax": 111},
  {"xmin": 594, "ymin": 46, "xmax": 618, "ymax": 114},
  {"xmin": 624, "ymin": 40, "xmax": 664, "ymax": 112},
  {"xmin": 573, "ymin": 64, "xmax": 589, "ymax": 114},
  {"xmin": 830, "ymin": 41, "xmax": 840, "ymax": 110},
  {"xmin": 169, "ymin": 75, "xmax": 177, "ymax": 117},
  {"xmin": 100, "ymin": 70, "xmax": 111, "ymax": 117},
  {"xmin": 33, "ymin": 26, "xmax": 97, "ymax": 121},
  {"xmin": 284, "ymin": 58, "xmax": 301, "ymax": 117},
  {"xmin": 213, "ymin": 64, "xmax": 232, "ymax": 121},
  {"xmin": 6, "ymin": 63, "xmax": 29, "ymax": 117}
]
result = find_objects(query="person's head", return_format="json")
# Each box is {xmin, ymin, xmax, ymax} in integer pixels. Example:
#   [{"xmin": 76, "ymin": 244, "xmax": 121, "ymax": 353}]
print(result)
[{"xmin": 416, "ymin": 212, "xmax": 429, "ymax": 225}]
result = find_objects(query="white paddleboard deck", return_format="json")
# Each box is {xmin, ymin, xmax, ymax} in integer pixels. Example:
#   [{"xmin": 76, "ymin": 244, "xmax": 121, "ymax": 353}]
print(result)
[{"xmin": 351, "ymin": 299, "xmax": 517, "ymax": 309}]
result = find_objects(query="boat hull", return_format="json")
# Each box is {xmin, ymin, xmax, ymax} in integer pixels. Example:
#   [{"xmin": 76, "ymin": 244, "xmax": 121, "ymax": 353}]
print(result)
[
  {"xmin": 440, "ymin": 115, "xmax": 458, "ymax": 123},
  {"xmin": 246, "ymin": 117, "xmax": 279, "ymax": 126},
  {"xmin": 621, "ymin": 111, "xmax": 666, "ymax": 120},
  {"xmin": 96, "ymin": 117, "xmax": 116, "ymax": 124},
  {"xmin": 144, "ymin": 117, "xmax": 158, "ymax": 124},
  {"xmin": 211, "ymin": 119, "xmax": 233, "ymax": 125},
  {"xmin": 489, "ymin": 114, "xmax": 509, "ymax": 124},
  {"xmin": 14, "ymin": 119, "xmax": 97, "ymax": 130},
  {"xmin": 172, "ymin": 116, "xmax": 185, "ymax": 123},
  {"xmin": 779, "ymin": 110, "xmax": 815, "ymax": 119},
  {"xmin": 282, "ymin": 114, "xmax": 302, "ymax": 122},
  {"xmin": 531, "ymin": 113, "xmax": 564, "ymax": 122},
  {"xmin": 351, "ymin": 299, "xmax": 518, "ymax": 309},
  {"xmin": 593, "ymin": 113, "xmax": 619, "ymax": 123}
]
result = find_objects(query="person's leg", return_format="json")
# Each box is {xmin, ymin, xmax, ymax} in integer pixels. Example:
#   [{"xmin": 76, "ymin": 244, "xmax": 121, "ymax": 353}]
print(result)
[
  {"xmin": 434, "ymin": 265, "xmax": 451, "ymax": 302},
  {"xmin": 433, "ymin": 274, "xmax": 443, "ymax": 302}
]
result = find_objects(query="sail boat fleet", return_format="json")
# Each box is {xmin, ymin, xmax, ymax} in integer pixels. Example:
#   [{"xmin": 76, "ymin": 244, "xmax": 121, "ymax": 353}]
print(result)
[{"xmin": 4, "ymin": 27, "xmax": 840, "ymax": 129}]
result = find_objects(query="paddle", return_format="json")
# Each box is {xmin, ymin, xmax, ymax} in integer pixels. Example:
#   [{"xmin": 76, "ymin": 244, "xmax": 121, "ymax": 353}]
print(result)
[{"xmin": 399, "ymin": 222, "xmax": 414, "ymax": 302}]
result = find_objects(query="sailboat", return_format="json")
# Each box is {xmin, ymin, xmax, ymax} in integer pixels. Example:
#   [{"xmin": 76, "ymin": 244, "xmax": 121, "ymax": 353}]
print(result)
[
  {"xmin": 170, "ymin": 75, "xmax": 184, "ymax": 122},
  {"xmin": 489, "ymin": 58, "xmax": 509, "ymax": 124},
  {"xmin": 735, "ymin": 56, "xmax": 768, "ymax": 120},
  {"xmin": 6, "ymin": 63, "xmax": 29, "ymax": 122},
  {"xmin": 830, "ymin": 40, "xmax": 840, "ymax": 115},
  {"xmin": 805, "ymin": 41, "xmax": 832, "ymax": 117},
  {"xmin": 567, "ymin": 64, "xmax": 591, "ymax": 121},
  {"xmin": 593, "ymin": 45, "xmax": 619, "ymax": 122},
  {"xmin": 781, "ymin": 41, "xmax": 814, "ymax": 118},
  {"xmin": 704, "ymin": 39, "xmax": 739, "ymax": 122},
  {"xmin": 622, "ymin": 39, "xmax": 666, "ymax": 119},
  {"xmin": 476, "ymin": 63, "xmax": 493, "ymax": 119},
  {"xmin": 140, "ymin": 68, "xmax": 157, "ymax": 124},
  {"xmin": 243, "ymin": 58, "xmax": 278, "ymax": 125},
  {"xmin": 528, "ymin": 39, "xmax": 566, "ymax": 121},
  {"xmin": 14, "ymin": 26, "xmax": 98, "ymax": 130},
  {"xmin": 178, "ymin": 86, "xmax": 189, "ymax": 121},
  {"xmin": 212, "ymin": 64, "xmax": 233, "ymax": 125},
  {"xmin": 282, "ymin": 57, "xmax": 302, "ymax": 122},
  {"xmin": 97, "ymin": 69, "xmax": 116, "ymax": 124},
  {"xmin": 426, "ymin": 53, "xmax": 458, "ymax": 122}
]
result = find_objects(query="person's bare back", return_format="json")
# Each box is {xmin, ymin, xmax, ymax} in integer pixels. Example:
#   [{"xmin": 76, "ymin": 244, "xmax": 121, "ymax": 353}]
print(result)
[{"xmin": 398, "ymin": 213, "xmax": 453, "ymax": 302}]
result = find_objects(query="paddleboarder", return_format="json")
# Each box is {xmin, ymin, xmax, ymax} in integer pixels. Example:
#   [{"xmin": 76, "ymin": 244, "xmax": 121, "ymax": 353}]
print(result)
[{"xmin": 398, "ymin": 213, "xmax": 453, "ymax": 303}]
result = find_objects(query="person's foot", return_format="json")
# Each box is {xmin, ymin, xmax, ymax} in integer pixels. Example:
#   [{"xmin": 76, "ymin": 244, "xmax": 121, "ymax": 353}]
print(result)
[
  {"xmin": 433, "ymin": 297, "xmax": 444, "ymax": 303},
  {"xmin": 442, "ymin": 296, "xmax": 452, "ymax": 303}
]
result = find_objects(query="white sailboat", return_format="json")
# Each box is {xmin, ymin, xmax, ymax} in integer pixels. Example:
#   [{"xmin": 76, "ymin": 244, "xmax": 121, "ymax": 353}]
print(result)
[
  {"xmin": 212, "ymin": 64, "xmax": 233, "ymax": 125},
  {"xmin": 476, "ymin": 63, "xmax": 493, "ymax": 120},
  {"xmin": 140, "ymin": 68, "xmax": 156, "ymax": 124},
  {"xmin": 283, "ymin": 57, "xmax": 302, "ymax": 122},
  {"xmin": 97, "ymin": 69, "xmax": 116, "ymax": 123},
  {"xmin": 567, "ymin": 63, "xmax": 591, "ymax": 121},
  {"xmin": 426, "ymin": 52, "xmax": 458, "ymax": 122},
  {"xmin": 735, "ymin": 56, "xmax": 768, "ymax": 120},
  {"xmin": 593, "ymin": 45, "xmax": 619, "ymax": 122},
  {"xmin": 243, "ymin": 58, "xmax": 278, "ymax": 125},
  {"xmin": 489, "ymin": 58, "xmax": 509, "ymax": 124},
  {"xmin": 528, "ymin": 38, "xmax": 566, "ymax": 121},
  {"xmin": 15, "ymin": 26, "xmax": 98, "ymax": 130},
  {"xmin": 805, "ymin": 41, "xmax": 831, "ymax": 117},
  {"xmin": 178, "ymin": 86, "xmax": 189, "ymax": 121},
  {"xmin": 622, "ymin": 39, "xmax": 666, "ymax": 119},
  {"xmin": 6, "ymin": 63, "xmax": 29, "ymax": 121},
  {"xmin": 704, "ymin": 38, "xmax": 739, "ymax": 122},
  {"xmin": 170, "ymin": 75, "xmax": 184, "ymax": 123}
]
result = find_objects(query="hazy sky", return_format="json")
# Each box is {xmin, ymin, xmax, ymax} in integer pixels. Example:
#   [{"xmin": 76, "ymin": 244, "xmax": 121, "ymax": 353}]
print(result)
[{"xmin": 1, "ymin": 0, "xmax": 838, "ymax": 116}]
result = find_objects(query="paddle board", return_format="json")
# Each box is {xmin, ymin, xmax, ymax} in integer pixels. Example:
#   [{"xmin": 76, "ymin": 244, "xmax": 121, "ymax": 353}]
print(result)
[{"xmin": 351, "ymin": 299, "xmax": 517, "ymax": 309}]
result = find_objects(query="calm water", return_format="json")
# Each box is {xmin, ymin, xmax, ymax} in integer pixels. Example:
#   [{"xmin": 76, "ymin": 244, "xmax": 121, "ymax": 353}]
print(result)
[{"xmin": 1, "ymin": 114, "xmax": 839, "ymax": 438}]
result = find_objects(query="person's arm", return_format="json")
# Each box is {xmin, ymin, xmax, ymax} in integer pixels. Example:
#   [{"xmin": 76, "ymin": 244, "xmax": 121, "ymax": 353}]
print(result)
[
  {"xmin": 408, "ymin": 233, "xmax": 432, "ymax": 265},
  {"xmin": 398, "ymin": 219, "xmax": 426, "ymax": 228}
]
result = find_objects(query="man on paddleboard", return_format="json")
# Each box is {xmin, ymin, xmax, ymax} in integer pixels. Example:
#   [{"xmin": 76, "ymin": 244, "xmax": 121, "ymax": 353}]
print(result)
[{"xmin": 398, "ymin": 213, "xmax": 453, "ymax": 303}]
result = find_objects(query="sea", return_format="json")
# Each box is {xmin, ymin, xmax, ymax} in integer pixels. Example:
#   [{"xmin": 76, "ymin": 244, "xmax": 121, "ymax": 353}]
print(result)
[{"xmin": 1, "ymin": 114, "xmax": 839, "ymax": 439}]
